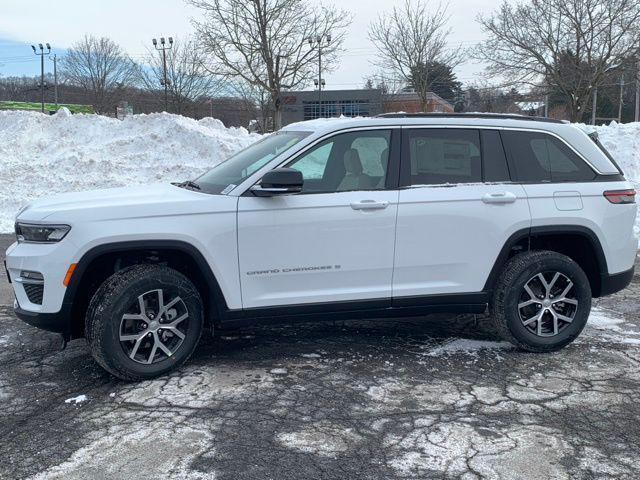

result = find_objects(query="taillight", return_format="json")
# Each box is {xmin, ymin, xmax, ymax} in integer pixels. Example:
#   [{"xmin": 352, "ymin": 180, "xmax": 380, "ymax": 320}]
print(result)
[{"xmin": 603, "ymin": 189, "xmax": 636, "ymax": 204}]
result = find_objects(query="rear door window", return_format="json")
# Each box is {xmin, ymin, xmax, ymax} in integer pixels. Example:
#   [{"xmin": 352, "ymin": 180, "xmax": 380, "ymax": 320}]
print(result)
[
  {"xmin": 501, "ymin": 131, "xmax": 596, "ymax": 182},
  {"xmin": 401, "ymin": 129, "xmax": 482, "ymax": 185},
  {"xmin": 481, "ymin": 130, "xmax": 511, "ymax": 182}
]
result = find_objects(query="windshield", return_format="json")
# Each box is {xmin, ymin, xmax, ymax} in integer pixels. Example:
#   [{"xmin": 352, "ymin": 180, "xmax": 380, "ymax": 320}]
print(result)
[{"xmin": 196, "ymin": 131, "xmax": 311, "ymax": 194}]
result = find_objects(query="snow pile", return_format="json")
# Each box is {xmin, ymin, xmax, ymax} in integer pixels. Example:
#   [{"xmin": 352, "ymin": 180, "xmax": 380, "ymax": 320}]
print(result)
[
  {"xmin": 0, "ymin": 109, "xmax": 261, "ymax": 232},
  {"xmin": 577, "ymin": 122, "xmax": 640, "ymax": 185}
]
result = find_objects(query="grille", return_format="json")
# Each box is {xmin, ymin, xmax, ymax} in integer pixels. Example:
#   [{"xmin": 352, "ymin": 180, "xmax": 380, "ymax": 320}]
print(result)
[{"xmin": 24, "ymin": 283, "xmax": 44, "ymax": 305}]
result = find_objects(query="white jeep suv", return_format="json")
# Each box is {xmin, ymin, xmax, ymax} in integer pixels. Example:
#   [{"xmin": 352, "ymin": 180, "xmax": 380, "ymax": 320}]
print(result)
[{"xmin": 5, "ymin": 113, "xmax": 637, "ymax": 380}]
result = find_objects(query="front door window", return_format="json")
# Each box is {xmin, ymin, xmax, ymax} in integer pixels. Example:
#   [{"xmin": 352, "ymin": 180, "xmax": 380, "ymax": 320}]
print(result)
[{"xmin": 286, "ymin": 130, "xmax": 392, "ymax": 193}]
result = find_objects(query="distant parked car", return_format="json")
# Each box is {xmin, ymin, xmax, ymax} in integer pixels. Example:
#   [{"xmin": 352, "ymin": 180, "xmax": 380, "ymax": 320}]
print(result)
[{"xmin": 5, "ymin": 113, "xmax": 637, "ymax": 380}]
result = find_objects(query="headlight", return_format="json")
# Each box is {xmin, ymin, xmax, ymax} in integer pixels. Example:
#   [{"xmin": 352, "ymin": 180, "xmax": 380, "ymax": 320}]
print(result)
[{"xmin": 15, "ymin": 223, "xmax": 71, "ymax": 243}]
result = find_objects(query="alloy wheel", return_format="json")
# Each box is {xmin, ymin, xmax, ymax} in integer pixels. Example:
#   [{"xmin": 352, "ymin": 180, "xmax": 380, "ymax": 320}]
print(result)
[
  {"xmin": 119, "ymin": 289, "xmax": 190, "ymax": 364},
  {"xmin": 517, "ymin": 271, "xmax": 578, "ymax": 337}
]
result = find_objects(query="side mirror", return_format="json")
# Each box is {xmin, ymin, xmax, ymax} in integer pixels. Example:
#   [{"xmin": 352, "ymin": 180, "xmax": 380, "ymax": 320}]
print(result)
[{"xmin": 251, "ymin": 168, "xmax": 303, "ymax": 197}]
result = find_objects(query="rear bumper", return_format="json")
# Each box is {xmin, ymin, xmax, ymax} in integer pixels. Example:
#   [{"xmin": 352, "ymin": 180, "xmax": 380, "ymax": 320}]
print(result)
[{"xmin": 599, "ymin": 267, "xmax": 634, "ymax": 297}]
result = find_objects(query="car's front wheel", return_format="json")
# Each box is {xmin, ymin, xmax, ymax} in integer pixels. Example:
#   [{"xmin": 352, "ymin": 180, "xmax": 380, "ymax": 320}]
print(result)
[
  {"xmin": 491, "ymin": 250, "xmax": 592, "ymax": 352},
  {"xmin": 86, "ymin": 264, "xmax": 203, "ymax": 381}
]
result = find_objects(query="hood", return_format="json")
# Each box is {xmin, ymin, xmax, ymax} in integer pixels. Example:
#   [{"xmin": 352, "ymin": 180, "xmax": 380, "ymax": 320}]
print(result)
[{"xmin": 17, "ymin": 183, "xmax": 235, "ymax": 224}]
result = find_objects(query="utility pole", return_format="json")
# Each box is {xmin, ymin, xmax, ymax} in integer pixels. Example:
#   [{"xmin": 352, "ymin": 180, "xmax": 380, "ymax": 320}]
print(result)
[
  {"xmin": 544, "ymin": 94, "xmax": 549, "ymax": 117},
  {"xmin": 31, "ymin": 43, "xmax": 51, "ymax": 113},
  {"xmin": 51, "ymin": 54, "xmax": 58, "ymax": 106},
  {"xmin": 618, "ymin": 73, "xmax": 624, "ymax": 123},
  {"xmin": 592, "ymin": 87, "xmax": 598, "ymax": 125},
  {"xmin": 634, "ymin": 60, "xmax": 640, "ymax": 122},
  {"xmin": 152, "ymin": 37, "xmax": 173, "ymax": 113},
  {"xmin": 308, "ymin": 33, "xmax": 331, "ymax": 119}
]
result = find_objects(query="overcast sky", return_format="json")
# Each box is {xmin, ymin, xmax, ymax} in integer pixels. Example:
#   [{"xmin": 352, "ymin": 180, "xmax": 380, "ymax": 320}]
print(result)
[{"xmin": 0, "ymin": 0, "xmax": 498, "ymax": 89}]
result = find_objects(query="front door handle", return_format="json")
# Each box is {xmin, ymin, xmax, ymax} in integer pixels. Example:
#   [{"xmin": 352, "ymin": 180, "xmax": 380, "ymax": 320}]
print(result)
[
  {"xmin": 482, "ymin": 192, "xmax": 517, "ymax": 204},
  {"xmin": 350, "ymin": 200, "xmax": 389, "ymax": 210}
]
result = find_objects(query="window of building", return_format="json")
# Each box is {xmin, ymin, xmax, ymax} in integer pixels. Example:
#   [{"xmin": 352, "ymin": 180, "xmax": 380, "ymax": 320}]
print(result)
[{"xmin": 303, "ymin": 100, "xmax": 371, "ymax": 120}]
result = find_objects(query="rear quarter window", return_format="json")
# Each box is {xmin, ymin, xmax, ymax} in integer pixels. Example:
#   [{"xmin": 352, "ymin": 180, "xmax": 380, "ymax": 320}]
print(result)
[{"xmin": 501, "ymin": 131, "xmax": 596, "ymax": 183}]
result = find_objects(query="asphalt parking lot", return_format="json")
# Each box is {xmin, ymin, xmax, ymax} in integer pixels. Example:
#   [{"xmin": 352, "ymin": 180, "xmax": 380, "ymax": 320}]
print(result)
[{"xmin": 1, "ymin": 233, "xmax": 640, "ymax": 480}]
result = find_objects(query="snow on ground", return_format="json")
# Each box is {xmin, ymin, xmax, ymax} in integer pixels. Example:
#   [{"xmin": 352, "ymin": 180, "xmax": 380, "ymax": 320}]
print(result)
[
  {"xmin": 64, "ymin": 394, "xmax": 88, "ymax": 404},
  {"xmin": 0, "ymin": 109, "xmax": 261, "ymax": 232},
  {"xmin": 424, "ymin": 339, "xmax": 512, "ymax": 356}
]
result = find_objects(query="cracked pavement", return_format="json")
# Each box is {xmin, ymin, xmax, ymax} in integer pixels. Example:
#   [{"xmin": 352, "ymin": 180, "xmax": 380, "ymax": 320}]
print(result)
[{"xmin": 1, "ymin": 233, "xmax": 640, "ymax": 479}]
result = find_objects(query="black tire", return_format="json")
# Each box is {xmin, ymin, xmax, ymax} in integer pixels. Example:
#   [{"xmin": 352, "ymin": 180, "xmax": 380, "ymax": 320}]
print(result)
[
  {"xmin": 491, "ymin": 250, "xmax": 591, "ymax": 352},
  {"xmin": 85, "ymin": 264, "xmax": 203, "ymax": 381}
]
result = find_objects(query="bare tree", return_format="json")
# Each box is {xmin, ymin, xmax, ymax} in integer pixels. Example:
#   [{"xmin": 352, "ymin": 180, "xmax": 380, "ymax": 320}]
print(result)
[
  {"xmin": 141, "ymin": 37, "xmax": 223, "ymax": 114},
  {"xmin": 188, "ymin": 0, "xmax": 351, "ymax": 129},
  {"xmin": 221, "ymin": 79, "xmax": 274, "ymax": 132},
  {"xmin": 476, "ymin": 0, "xmax": 640, "ymax": 122},
  {"xmin": 369, "ymin": 0, "xmax": 462, "ymax": 112},
  {"xmin": 60, "ymin": 35, "xmax": 138, "ymax": 114}
]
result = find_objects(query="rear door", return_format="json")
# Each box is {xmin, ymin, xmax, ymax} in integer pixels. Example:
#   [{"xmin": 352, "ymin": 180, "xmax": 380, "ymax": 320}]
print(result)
[
  {"xmin": 237, "ymin": 128, "xmax": 401, "ymax": 309},
  {"xmin": 500, "ymin": 129, "xmax": 596, "ymax": 220},
  {"xmin": 392, "ymin": 127, "xmax": 531, "ymax": 300}
]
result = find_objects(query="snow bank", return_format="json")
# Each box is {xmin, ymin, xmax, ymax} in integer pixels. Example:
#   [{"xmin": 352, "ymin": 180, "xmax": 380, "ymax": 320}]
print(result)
[
  {"xmin": 0, "ymin": 109, "xmax": 261, "ymax": 232},
  {"xmin": 576, "ymin": 122, "xmax": 640, "ymax": 185}
]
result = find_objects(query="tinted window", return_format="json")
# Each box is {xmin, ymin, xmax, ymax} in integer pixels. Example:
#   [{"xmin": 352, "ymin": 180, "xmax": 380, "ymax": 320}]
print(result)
[
  {"xmin": 481, "ymin": 130, "xmax": 511, "ymax": 182},
  {"xmin": 403, "ymin": 129, "xmax": 482, "ymax": 185},
  {"xmin": 287, "ymin": 130, "xmax": 391, "ymax": 193},
  {"xmin": 502, "ymin": 131, "xmax": 596, "ymax": 182}
]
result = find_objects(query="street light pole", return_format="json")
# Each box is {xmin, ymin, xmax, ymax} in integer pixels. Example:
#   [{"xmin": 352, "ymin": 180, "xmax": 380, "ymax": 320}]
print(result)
[
  {"xmin": 618, "ymin": 73, "xmax": 624, "ymax": 123},
  {"xmin": 31, "ymin": 43, "xmax": 51, "ymax": 113},
  {"xmin": 634, "ymin": 60, "xmax": 640, "ymax": 122},
  {"xmin": 51, "ymin": 54, "xmax": 58, "ymax": 106},
  {"xmin": 308, "ymin": 33, "xmax": 331, "ymax": 119},
  {"xmin": 152, "ymin": 37, "xmax": 173, "ymax": 113},
  {"xmin": 592, "ymin": 87, "xmax": 598, "ymax": 125}
]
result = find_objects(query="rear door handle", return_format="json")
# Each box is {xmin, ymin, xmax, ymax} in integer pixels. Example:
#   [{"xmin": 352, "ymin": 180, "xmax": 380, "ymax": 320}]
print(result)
[
  {"xmin": 350, "ymin": 200, "xmax": 389, "ymax": 210},
  {"xmin": 482, "ymin": 192, "xmax": 517, "ymax": 204}
]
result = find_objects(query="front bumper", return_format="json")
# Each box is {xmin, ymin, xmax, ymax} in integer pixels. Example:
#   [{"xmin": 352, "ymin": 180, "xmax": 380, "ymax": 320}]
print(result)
[
  {"xmin": 14, "ymin": 301, "xmax": 70, "ymax": 334},
  {"xmin": 5, "ymin": 240, "xmax": 75, "ymax": 313},
  {"xmin": 6, "ymin": 239, "xmax": 78, "ymax": 338}
]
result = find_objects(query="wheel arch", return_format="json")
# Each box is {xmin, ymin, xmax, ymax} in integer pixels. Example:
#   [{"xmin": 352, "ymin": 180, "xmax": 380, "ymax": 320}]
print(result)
[
  {"xmin": 484, "ymin": 225, "xmax": 608, "ymax": 298},
  {"xmin": 64, "ymin": 240, "xmax": 228, "ymax": 339}
]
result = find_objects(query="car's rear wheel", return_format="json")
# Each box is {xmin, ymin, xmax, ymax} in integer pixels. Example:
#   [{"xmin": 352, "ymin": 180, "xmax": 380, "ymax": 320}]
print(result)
[
  {"xmin": 86, "ymin": 264, "xmax": 203, "ymax": 381},
  {"xmin": 491, "ymin": 250, "xmax": 592, "ymax": 352}
]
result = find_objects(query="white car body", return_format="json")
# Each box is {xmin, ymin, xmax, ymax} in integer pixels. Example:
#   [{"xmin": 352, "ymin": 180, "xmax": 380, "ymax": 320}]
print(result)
[{"xmin": 5, "ymin": 114, "xmax": 637, "ymax": 339}]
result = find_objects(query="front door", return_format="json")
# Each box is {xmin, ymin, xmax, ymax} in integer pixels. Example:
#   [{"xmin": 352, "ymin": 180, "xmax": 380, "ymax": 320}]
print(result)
[{"xmin": 237, "ymin": 128, "xmax": 400, "ymax": 309}]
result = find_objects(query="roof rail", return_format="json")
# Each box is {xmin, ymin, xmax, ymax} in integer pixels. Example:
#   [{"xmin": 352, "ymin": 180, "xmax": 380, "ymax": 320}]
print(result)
[{"xmin": 376, "ymin": 112, "xmax": 565, "ymax": 124}]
